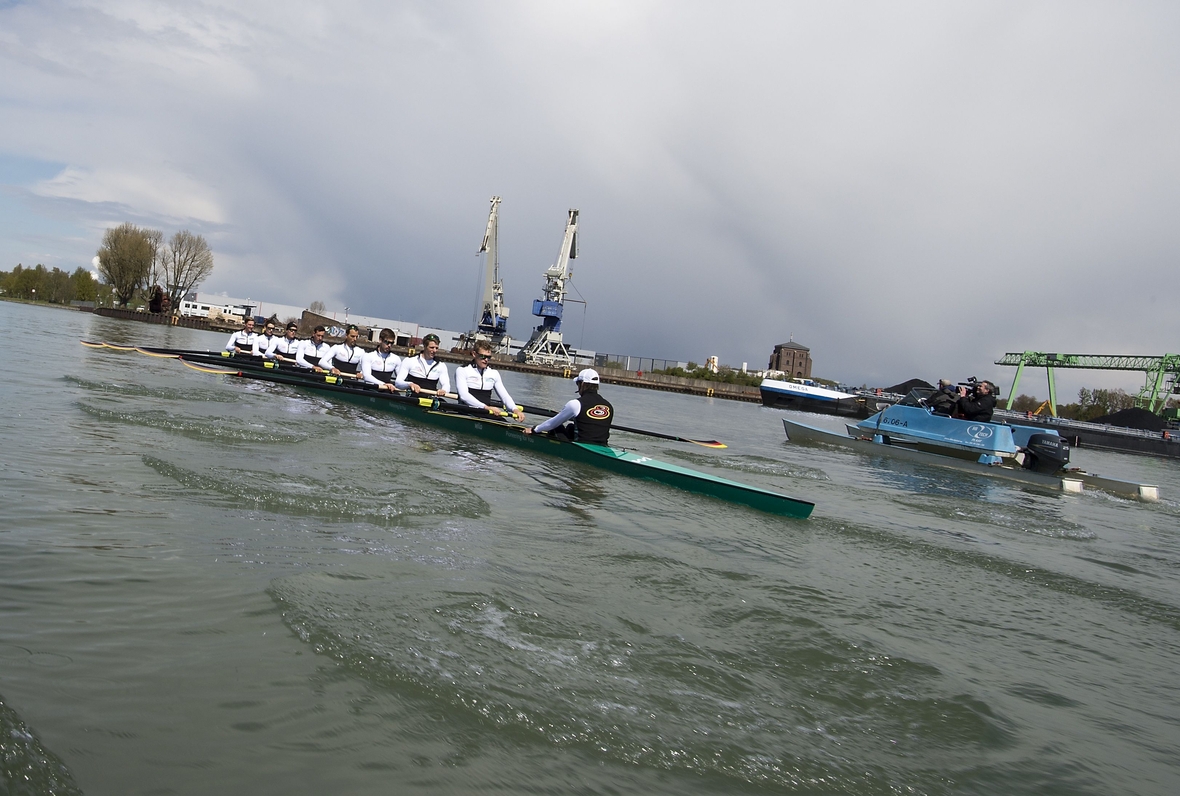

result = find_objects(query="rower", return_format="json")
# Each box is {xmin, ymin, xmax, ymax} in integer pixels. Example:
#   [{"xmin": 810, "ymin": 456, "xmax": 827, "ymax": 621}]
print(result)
[
  {"xmin": 361, "ymin": 328, "xmax": 402, "ymax": 391},
  {"xmin": 455, "ymin": 342, "xmax": 524, "ymax": 420},
  {"xmin": 395, "ymin": 333, "xmax": 450, "ymax": 397},
  {"xmin": 524, "ymin": 368, "xmax": 612, "ymax": 443},
  {"xmin": 268, "ymin": 322, "xmax": 303, "ymax": 363},
  {"xmin": 296, "ymin": 325, "xmax": 331, "ymax": 371},
  {"xmin": 225, "ymin": 317, "xmax": 257, "ymax": 355},
  {"xmin": 251, "ymin": 321, "xmax": 278, "ymax": 357},
  {"xmin": 319, "ymin": 324, "xmax": 365, "ymax": 378}
]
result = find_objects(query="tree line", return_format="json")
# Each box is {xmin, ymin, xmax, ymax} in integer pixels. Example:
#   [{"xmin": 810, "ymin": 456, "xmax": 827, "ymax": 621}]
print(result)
[
  {"xmin": 0, "ymin": 264, "xmax": 110, "ymax": 305},
  {"xmin": 1008, "ymin": 388, "xmax": 1179, "ymax": 419},
  {"xmin": 2, "ymin": 224, "xmax": 214, "ymax": 312}
]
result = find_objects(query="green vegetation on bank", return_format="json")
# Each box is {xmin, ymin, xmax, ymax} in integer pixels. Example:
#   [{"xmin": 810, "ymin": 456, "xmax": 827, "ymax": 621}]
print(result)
[
  {"xmin": 0, "ymin": 264, "xmax": 111, "ymax": 305},
  {"xmin": 1008, "ymin": 388, "xmax": 1179, "ymax": 420},
  {"xmin": 3, "ymin": 222, "xmax": 214, "ymax": 312},
  {"xmin": 638, "ymin": 362, "xmax": 760, "ymax": 387}
]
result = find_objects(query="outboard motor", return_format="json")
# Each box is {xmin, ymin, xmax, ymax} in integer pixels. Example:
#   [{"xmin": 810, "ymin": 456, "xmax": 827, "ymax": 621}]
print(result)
[{"xmin": 1022, "ymin": 433, "xmax": 1070, "ymax": 474}]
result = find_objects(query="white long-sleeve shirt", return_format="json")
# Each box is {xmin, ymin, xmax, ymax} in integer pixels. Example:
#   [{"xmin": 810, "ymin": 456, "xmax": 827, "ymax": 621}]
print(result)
[
  {"xmin": 268, "ymin": 335, "xmax": 302, "ymax": 361},
  {"xmin": 454, "ymin": 363, "xmax": 518, "ymax": 411},
  {"xmin": 225, "ymin": 330, "xmax": 257, "ymax": 353},
  {"xmin": 251, "ymin": 333, "xmax": 277, "ymax": 357},
  {"xmin": 296, "ymin": 339, "xmax": 331, "ymax": 369},
  {"xmin": 394, "ymin": 355, "xmax": 450, "ymax": 394},
  {"xmin": 534, "ymin": 398, "xmax": 581, "ymax": 433},
  {"xmin": 318, "ymin": 342, "xmax": 365, "ymax": 374},
  {"xmin": 361, "ymin": 349, "xmax": 402, "ymax": 386}
]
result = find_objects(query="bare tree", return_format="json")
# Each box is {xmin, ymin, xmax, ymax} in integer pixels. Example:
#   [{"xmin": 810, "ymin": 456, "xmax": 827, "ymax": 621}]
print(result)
[
  {"xmin": 162, "ymin": 230, "xmax": 215, "ymax": 310},
  {"xmin": 308, "ymin": 300, "xmax": 326, "ymax": 314},
  {"xmin": 96, "ymin": 223, "xmax": 154, "ymax": 306},
  {"xmin": 143, "ymin": 228, "xmax": 166, "ymax": 293}
]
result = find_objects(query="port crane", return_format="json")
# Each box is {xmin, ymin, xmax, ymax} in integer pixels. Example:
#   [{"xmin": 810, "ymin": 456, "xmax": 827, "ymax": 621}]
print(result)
[
  {"xmin": 517, "ymin": 209, "xmax": 579, "ymax": 367},
  {"xmin": 459, "ymin": 196, "xmax": 511, "ymax": 353},
  {"xmin": 996, "ymin": 351, "xmax": 1180, "ymax": 417}
]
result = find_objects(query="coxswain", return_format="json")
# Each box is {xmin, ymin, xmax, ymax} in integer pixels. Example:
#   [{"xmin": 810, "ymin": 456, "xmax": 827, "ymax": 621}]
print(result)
[
  {"xmin": 395, "ymin": 333, "xmax": 450, "ymax": 396},
  {"xmin": 251, "ymin": 321, "xmax": 278, "ymax": 357},
  {"xmin": 523, "ymin": 368, "xmax": 612, "ymax": 443},
  {"xmin": 361, "ymin": 328, "xmax": 402, "ymax": 391},
  {"xmin": 225, "ymin": 317, "xmax": 257, "ymax": 355},
  {"xmin": 455, "ymin": 343, "xmax": 524, "ymax": 420},
  {"xmin": 268, "ymin": 322, "xmax": 303, "ymax": 363},
  {"xmin": 319, "ymin": 324, "xmax": 365, "ymax": 378},
  {"xmin": 296, "ymin": 325, "xmax": 331, "ymax": 371}
]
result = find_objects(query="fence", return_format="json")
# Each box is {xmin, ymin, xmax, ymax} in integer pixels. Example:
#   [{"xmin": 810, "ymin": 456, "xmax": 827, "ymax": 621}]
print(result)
[{"xmin": 594, "ymin": 353, "xmax": 688, "ymax": 373}]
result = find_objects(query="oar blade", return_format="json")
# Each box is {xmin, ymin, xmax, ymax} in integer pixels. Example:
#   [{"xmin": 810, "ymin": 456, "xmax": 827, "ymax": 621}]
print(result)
[{"xmin": 180, "ymin": 359, "xmax": 240, "ymax": 374}]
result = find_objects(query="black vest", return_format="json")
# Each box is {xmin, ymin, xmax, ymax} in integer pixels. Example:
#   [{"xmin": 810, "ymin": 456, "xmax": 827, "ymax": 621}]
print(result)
[
  {"xmin": 303, "ymin": 342, "xmax": 328, "ymax": 365},
  {"xmin": 574, "ymin": 390, "xmax": 613, "ymax": 444},
  {"xmin": 332, "ymin": 351, "xmax": 359, "ymax": 374}
]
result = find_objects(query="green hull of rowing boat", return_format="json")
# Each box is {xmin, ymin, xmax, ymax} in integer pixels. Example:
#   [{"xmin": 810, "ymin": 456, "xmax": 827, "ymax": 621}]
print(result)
[{"xmin": 234, "ymin": 369, "xmax": 814, "ymax": 518}]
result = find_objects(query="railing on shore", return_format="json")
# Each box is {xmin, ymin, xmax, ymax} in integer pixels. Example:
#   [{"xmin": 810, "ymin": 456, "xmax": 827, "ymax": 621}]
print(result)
[{"xmin": 94, "ymin": 306, "xmax": 224, "ymax": 330}]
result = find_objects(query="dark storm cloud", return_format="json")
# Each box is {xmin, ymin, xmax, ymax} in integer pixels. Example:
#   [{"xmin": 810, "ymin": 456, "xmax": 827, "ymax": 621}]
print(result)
[{"xmin": 2, "ymin": 0, "xmax": 1177, "ymax": 398}]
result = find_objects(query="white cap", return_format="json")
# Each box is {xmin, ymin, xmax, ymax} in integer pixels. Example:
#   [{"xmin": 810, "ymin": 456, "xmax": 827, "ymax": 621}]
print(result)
[{"xmin": 575, "ymin": 368, "xmax": 600, "ymax": 387}]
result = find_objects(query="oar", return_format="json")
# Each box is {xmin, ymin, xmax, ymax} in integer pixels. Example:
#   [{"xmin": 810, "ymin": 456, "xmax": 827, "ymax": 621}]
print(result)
[
  {"xmin": 180, "ymin": 360, "xmax": 240, "ymax": 374},
  {"xmin": 222, "ymin": 365, "xmax": 514, "ymax": 421},
  {"xmin": 516, "ymin": 403, "xmax": 726, "ymax": 449}
]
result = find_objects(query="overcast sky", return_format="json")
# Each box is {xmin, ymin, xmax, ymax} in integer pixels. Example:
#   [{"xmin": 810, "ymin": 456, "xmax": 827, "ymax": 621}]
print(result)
[{"xmin": 2, "ymin": 1, "xmax": 1177, "ymax": 397}]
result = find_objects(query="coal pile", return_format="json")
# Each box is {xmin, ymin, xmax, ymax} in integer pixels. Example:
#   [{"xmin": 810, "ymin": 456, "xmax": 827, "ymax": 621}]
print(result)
[
  {"xmin": 883, "ymin": 378, "xmax": 934, "ymax": 394},
  {"xmin": 1089, "ymin": 407, "xmax": 1168, "ymax": 431}
]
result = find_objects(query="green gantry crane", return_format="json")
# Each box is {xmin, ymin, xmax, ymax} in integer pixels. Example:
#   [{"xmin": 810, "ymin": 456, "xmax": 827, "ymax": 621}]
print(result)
[{"xmin": 995, "ymin": 351, "xmax": 1180, "ymax": 417}]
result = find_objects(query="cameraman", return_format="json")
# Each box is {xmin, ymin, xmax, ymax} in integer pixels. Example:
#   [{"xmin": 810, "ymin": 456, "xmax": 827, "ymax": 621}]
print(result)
[{"xmin": 957, "ymin": 380, "xmax": 997, "ymax": 422}]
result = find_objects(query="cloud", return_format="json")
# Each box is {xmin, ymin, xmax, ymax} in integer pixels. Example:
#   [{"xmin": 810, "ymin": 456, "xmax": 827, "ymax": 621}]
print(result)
[
  {"xmin": 1, "ymin": 0, "xmax": 1178, "ymax": 396},
  {"xmin": 32, "ymin": 166, "xmax": 226, "ymax": 225}
]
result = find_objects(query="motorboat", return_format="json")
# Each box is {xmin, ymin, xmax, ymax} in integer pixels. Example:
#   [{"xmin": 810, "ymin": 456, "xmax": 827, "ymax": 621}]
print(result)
[
  {"xmin": 850, "ymin": 387, "xmax": 1067, "ymax": 467},
  {"xmin": 780, "ymin": 387, "xmax": 1160, "ymax": 500}
]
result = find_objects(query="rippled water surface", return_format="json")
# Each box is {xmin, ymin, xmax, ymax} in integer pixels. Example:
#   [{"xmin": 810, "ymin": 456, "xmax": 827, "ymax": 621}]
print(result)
[{"xmin": 2, "ymin": 302, "xmax": 1179, "ymax": 795}]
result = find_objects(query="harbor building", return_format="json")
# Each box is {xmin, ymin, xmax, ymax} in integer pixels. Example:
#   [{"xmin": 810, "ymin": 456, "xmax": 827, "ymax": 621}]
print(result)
[{"xmin": 769, "ymin": 341, "xmax": 812, "ymax": 379}]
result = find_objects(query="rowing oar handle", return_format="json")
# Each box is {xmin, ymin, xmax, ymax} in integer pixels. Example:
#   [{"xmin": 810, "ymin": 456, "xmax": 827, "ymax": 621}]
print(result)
[{"xmin": 439, "ymin": 393, "xmax": 522, "ymax": 419}]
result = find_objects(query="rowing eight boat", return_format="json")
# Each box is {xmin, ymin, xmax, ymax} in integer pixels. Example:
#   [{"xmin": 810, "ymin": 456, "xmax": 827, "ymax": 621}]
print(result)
[{"xmin": 83, "ymin": 341, "xmax": 815, "ymax": 518}]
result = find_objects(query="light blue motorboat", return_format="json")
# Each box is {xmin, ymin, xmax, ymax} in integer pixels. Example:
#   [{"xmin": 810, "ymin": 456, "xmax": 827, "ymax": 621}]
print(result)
[
  {"xmin": 851, "ymin": 388, "xmax": 1061, "ymax": 465},
  {"xmin": 780, "ymin": 387, "xmax": 1160, "ymax": 500}
]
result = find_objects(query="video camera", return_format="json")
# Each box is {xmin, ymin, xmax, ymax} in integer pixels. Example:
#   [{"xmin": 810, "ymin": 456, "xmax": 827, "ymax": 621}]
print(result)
[
  {"xmin": 953, "ymin": 375, "xmax": 991, "ymax": 396},
  {"xmin": 958, "ymin": 376, "xmax": 983, "ymax": 397}
]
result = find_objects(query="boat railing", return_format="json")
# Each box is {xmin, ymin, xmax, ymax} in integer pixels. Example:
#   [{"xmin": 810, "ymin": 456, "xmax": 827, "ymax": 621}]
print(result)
[
  {"xmin": 852, "ymin": 389, "xmax": 905, "ymax": 404},
  {"xmin": 994, "ymin": 409, "xmax": 1174, "ymax": 440}
]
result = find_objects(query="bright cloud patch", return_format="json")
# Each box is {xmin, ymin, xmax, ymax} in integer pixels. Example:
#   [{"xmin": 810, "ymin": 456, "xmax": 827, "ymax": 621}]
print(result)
[{"xmin": 32, "ymin": 166, "xmax": 226, "ymax": 226}]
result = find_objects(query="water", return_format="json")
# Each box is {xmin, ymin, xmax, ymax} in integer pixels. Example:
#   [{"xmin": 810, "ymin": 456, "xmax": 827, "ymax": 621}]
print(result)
[{"xmin": 2, "ymin": 300, "xmax": 1178, "ymax": 795}]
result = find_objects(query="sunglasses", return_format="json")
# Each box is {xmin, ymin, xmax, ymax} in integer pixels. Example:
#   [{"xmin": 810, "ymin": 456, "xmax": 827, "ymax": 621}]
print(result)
[{"xmin": 475, "ymin": 354, "xmax": 491, "ymax": 360}]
